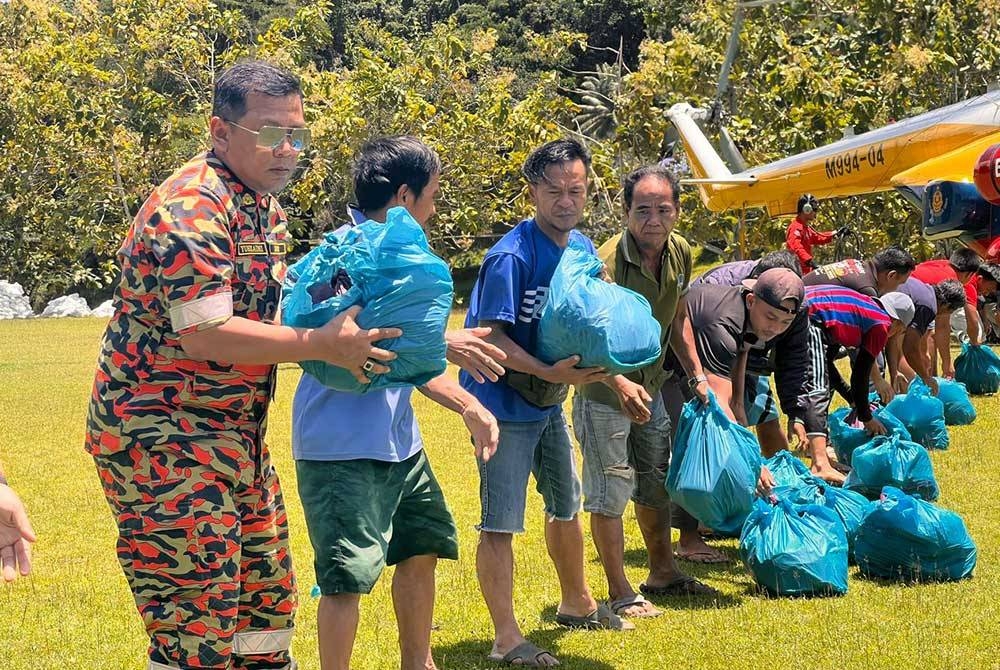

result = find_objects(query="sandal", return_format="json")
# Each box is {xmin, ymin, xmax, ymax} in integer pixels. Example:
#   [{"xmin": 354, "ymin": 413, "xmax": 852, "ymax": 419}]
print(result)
[
  {"xmin": 640, "ymin": 575, "xmax": 720, "ymax": 598},
  {"xmin": 608, "ymin": 594, "xmax": 662, "ymax": 618},
  {"xmin": 555, "ymin": 602, "xmax": 635, "ymax": 630},
  {"xmin": 488, "ymin": 641, "xmax": 559, "ymax": 667}
]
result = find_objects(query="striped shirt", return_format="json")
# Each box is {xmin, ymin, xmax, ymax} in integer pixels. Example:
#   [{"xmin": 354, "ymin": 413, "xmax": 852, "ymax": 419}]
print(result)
[{"xmin": 805, "ymin": 285, "xmax": 891, "ymax": 356}]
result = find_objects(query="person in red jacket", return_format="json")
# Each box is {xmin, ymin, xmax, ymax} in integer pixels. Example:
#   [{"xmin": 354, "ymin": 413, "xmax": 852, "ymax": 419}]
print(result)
[{"xmin": 786, "ymin": 194, "xmax": 839, "ymax": 273}]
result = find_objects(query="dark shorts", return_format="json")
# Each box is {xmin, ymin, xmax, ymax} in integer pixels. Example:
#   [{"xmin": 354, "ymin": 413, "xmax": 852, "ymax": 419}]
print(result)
[{"xmin": 296, "ymin": 450, "xmax": 458, "ymax": 595}]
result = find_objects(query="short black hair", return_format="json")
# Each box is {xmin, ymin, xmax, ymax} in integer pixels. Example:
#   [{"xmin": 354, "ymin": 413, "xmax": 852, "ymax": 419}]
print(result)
[
  {"xmin": 751, "ymin": 250, "xmax": 801, "ymax": 277},
  {"xmin": 352, "ymin": 135, "xmax": 442, "ymax": 213},
  {"xmin": 949, "ymin": 247, "xmax": 982, "ymax": 274},
  {"xmin": 212, "ymin": 60, "xmax": 302, "ymax": 121},
  {"xmin": 872, "ymin": 246, "xmax": 916, "ymax": 274},
  {"xmin": 934, "ymin": 279, "xmax": 967, "ymax": 312},
  {"xmin": 797, "ymin": 193, "xmax": 819, "ymax": 214},
  {"xmin": 522, "ymin": 138, "xmax": 591, "ymax": 185},
  {"xmin": 622, "ymin": 165, "xmax": 681, "ymax": 211}
]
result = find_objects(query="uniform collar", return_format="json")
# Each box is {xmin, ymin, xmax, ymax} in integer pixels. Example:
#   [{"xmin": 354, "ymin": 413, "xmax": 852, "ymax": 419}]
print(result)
[
  {"xmin": 620, "ymin": 230, "xmax": 670, "ymax": 278},
  {"xmin": 206, "ymin": 150, "xmax": 274, "ymax": 210}
]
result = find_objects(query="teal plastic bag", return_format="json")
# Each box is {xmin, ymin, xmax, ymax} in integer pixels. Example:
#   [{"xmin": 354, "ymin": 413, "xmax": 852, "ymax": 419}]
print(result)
[
  {"xmin": 910, "ymin": 377, "xmax": 975, "ymax": 426},
  {"xmin": 764, "ymin": 451, "xmax": 811, "ymax": 490},
  {"xmin": 854, "ymin": 486, "xmax": 977, "ymax": 582},
  {"xmin": 666, "ymin": 394, "xmax": 762, "ymax": 535},
  {"xmin": 828, "ymin": 406, "xmax": 911, "ymax": 465},
  {"xmin": 739, "ymin": 497, "xmax": 849, "ymax": 597},
  {"xmin": 779, "ymin": 476, "xmax": 872, "ymax": 552},
  {"xmin": 843, "ymin": 434, "xmax": 939, "ymax": 501},
  {"xmin": 954, "ymin": 343, "xmax": 1000, "ymax": 395},
  {"xmin": 885, "ymin": 383, "xmax": 949, "ymax": 450},
  {"xmin": 537, "ymin": 246, "xmax": 661, "ymax": 375},
  {"xmin": 281, "ymin": 207, "xmax": 453, "ymax": 392}
]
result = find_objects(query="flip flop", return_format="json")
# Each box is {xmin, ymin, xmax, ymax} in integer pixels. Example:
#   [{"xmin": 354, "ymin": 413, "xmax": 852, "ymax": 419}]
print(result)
[
  {"xmin": 555, "ymin": 602, "xmax": 635, "ymax": 630},
  {"xmin": 608, "ymin": 594, "xmax": 662, "ymax": 618},
  {"xmin": 640, "ymin": 576, "xmax": 720, "ymax": 598},
  {"xmin": 674, "ymin": 548, "xmax": 731, "ymax": 564},
  {"xmin": 488, "ymin": 641, "xmax": 559, "ymax": 667}
]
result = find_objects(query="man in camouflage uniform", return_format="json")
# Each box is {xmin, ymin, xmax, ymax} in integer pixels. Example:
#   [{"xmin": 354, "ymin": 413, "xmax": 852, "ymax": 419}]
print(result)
[{"xmin": 85, "ymin": 61, "xmax": 402, "ymax": 670}]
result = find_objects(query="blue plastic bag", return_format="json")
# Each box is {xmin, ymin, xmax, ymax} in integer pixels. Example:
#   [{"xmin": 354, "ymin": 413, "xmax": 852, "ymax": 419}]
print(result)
[
  {"xmin": 764, "ymin": 451, "xmax": 811, "ymax": 491},
  {"xmin": 779, "ymin": 476, "xmax": 872, "ymax": 551},
  {"xmin": 910, "ymin": 377, "xmax": 975, "ymax": 425},
  {"xmin": 666, "ymin": 394, "xmax": 762, "ymax": 535},
  {"xmin": 537, "ymin": 246, "xmax": 661, "ymax": 375},
  {"xmin": 739, "ymin": 497, "xmax": 849, "ymax": 597},
  {"xmin": 281, "ymin": 207, "xmax": 453, "ymax": 392},
  {"xmin": 885, "ymin": 383, "xmax": 949, "ymax": 450},
  {"xmin": 843, "ymin": 434, "xmax": 939, "ymax": 501},
  {"xmin": 854, "ymin": 486, "xmax": 977, "ymax": 582},
  {"xmin": 954, "ymin": 343, "xmax": 1000, "ymax": 395},
  {"xmin": 828, "ymin": 406, "xmax": 911, "ymax": 465}
]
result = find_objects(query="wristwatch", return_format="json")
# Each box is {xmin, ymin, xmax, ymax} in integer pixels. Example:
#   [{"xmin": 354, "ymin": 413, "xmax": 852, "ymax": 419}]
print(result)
[{"xmin": 687, "ymin": 375, "xmax": 708, "ymax": 389}]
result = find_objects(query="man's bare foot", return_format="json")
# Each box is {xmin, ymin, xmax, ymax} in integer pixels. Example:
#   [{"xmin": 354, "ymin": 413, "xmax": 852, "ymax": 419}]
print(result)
[{"xmin": 811, "ymin": 463, "xmax": 846, "ymax": 485}]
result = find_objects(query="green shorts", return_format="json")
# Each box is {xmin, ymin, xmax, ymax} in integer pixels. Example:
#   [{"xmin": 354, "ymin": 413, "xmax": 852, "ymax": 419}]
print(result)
[{"xmin": 295, "ymin": 450, "xmax": 459, "ymax": 595}]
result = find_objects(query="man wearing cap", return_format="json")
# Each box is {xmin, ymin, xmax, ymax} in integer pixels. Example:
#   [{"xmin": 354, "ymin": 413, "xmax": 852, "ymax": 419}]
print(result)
[
  {"xmin": 785, "ymin": 194, "xmax": 841, "ymax": 274},
  {"xmin": 798, "ymin": 285, "xmax": 915, "ymax": 484},
  {"xmin": 801, "ymin": 247, "xmax": 915, "ymax": 297}
]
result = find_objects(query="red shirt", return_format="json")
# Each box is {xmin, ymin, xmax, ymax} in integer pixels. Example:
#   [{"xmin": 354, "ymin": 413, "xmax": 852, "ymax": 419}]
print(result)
[
  {"xmin": 910, "ymin": 259, "xmax": 977, "ymax": 306},
  {"xmin": 786, "ymin": 216, "xmax": 835, "ymax": 274}
]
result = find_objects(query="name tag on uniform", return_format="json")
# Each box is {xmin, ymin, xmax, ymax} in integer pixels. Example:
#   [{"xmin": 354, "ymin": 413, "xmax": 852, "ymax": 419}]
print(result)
[{"xmin": 236, "ymin": 241, "xmax": 289, "ymax": 256}]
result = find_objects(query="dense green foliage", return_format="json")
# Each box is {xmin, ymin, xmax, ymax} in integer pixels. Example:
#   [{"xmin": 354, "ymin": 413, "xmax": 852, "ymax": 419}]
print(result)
[{"xmin": 1, "ymin": 0, "xmax": 998, "ymax": 305}]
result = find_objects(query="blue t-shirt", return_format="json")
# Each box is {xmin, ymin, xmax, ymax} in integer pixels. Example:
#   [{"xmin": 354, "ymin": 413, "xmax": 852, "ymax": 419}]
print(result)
[
  {"xmin": 460, "ymin": 218, "xmax": 596, "ymax": 422},
  {"xmin": 292, "ymin": 372, "xmax": 422, "ymax": 462}
]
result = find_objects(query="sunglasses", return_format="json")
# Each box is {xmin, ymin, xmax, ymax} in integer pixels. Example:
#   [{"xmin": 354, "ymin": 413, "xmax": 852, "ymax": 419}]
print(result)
[{"xmin": 227, "ymin": 120, "xmax": 312, "ymax": 151}]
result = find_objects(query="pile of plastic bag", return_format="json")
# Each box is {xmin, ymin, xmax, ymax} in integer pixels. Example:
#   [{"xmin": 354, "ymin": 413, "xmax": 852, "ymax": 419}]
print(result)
[
  {"xmin": 282, "ymin": 207, "xmax": 454, "ymax": 392},
  {"xmin": 954, "ymin": 343, "xmax": 1000, "ymax": 395},
  {"xmin": 854, "ymin": 486, "xmax": 977, "ymax": 582},
  {"xmin": 885, "ymin": 382, "xmax": 949, "ymax": 450},
  {"xmin": 843, "ymin": 434, "xmax": 939, "ymax": 501},
  {"xmin": 537, "ymin": 246, "xmax": 661, "ymax": 375},
  {"xmin": 666, "ymin": 394, "xmax": 762, "ymax": 535},
  {"xmin": 739, "ymin": 497, "xmax": 849, "ymax": 597}
]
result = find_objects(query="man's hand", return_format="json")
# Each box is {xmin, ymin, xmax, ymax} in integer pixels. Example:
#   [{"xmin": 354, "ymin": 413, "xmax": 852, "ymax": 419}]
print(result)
[
  {"xmin": 462, "ymin": 402, "xmax": 500, "ymax": 463},
  {"xmin": 542, "ymin": 356, "xmax": 608, "ymax": 385},
  {"xmin": 941, "ymin": 363, "xmax": 955, "ymax": 380},
  {"xmin": 892, "ymin": 372, "xmax": 909, "ymax": 394},
  {"xmin": 314, "ymin": 305, "xmax": 402, "ymax": 383},
  {"xmin": 0, "ymin": 484, "xmax": 35, "ymax": 582},
  {"xmin": 873, "ymin": 378, "xmax": 895, "ymax": 405},
  {"xmin": 786, "ymin": 420, "xmax": 809, "ymax": 453},
  {"xmin": 864, "ymin": 416, "xmax": 888, "ymax": 436},
  {"xmin": 923, "ymin": 375, "xmax": 940, "ymax": 396},
  {"xmin": 445, "ymin": 327, "xmax": 507, "ymax": 383},
  {"xmin": 610, "ymin": 377, "xmax": 652, "ymax": 424},
  {"xmin": 691, "ymin": 378, "xmax": 710, "ymax": 404},
  {"xmin": 756, "ymin": 466, "xmax": 776, "ymax": 499}
]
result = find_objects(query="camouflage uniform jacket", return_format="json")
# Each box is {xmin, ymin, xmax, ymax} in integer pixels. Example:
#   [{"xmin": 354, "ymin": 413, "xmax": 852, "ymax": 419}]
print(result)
[{"xmin": 85, "ymin": 151, "xmax": 290, "ymax": 456}]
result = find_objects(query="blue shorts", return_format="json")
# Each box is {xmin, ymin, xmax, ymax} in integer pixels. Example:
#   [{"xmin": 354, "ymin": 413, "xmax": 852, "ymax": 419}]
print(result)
[{"xmin": 477, "ymin": 409, "xmax": 582, "ymax": 533}]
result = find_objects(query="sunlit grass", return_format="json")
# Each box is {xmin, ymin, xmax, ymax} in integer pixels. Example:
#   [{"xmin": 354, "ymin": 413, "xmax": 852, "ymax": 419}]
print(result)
[{"xmin": 1, "ymin": 315, "xmax": 998, "ymax": 669}]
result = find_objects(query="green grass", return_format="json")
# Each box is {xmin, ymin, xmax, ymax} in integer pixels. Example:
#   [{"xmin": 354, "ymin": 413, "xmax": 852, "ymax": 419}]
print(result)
[{"xmin": 2, "ymin": 315, "xmax": 1000, "ymax": 669}]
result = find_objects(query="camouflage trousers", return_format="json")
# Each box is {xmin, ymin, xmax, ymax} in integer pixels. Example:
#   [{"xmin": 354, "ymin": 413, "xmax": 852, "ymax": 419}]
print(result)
[{"xmin": 93, "ymin": 429, "xmax": 297, "ymax": 669}]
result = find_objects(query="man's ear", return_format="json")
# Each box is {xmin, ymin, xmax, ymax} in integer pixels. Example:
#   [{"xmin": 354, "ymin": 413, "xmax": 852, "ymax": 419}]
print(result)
[{"xmin": 209, "ymin": 116, "xmax": 231, "ymax": 153}]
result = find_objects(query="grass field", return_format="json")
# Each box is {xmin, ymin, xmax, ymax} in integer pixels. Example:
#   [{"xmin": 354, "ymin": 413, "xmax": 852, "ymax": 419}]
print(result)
[{"xmin": 2, "ymin": 315, "xmax": 1000, "ymax": 669}]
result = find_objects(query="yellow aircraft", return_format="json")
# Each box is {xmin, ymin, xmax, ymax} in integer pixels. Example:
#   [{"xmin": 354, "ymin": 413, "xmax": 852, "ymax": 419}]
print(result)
[{"xmin": 668, "ymin": 91, "xmax": 1000, "ymax": 257}]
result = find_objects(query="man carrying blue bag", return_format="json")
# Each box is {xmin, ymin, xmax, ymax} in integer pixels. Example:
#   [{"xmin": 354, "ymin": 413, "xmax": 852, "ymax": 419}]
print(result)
[
  {"xmin": 573, "ymin": 165, "xmax": 718, "ymax": 619},
  {"xmin": 286, "ymin": 137, "xmax": 501, "ymax": 670},
  {"xmin": 463, "ymin": 139, "xmax": 634, "ymax": 667}
]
